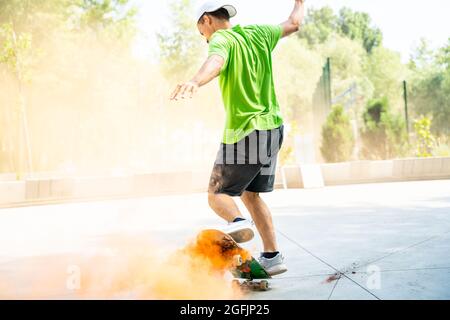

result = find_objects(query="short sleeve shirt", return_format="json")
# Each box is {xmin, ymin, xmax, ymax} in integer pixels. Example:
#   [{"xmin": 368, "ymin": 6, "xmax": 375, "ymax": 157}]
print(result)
[{"xmin": 208, "ymin": 24, "xmax": 284, "ymax": 144}]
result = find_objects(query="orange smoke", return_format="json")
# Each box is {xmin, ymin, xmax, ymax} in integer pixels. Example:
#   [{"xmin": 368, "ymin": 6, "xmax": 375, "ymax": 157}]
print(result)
[
  {"xmin": 0, "ymin": 233, "xmax": 249, "ymax": 300},
  {"xmin": 186, "ymin": 229, "xmax": 252, "ymax": 271}
]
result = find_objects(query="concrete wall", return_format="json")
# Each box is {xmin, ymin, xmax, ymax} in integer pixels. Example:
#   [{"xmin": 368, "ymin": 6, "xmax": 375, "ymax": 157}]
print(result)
[
  {"xmin": 0, "ymin": 181, "xmax": 25, "ymax": 204},
  {"xmin": 0, "ymin": 171, "xmax": 209, "ymax": 207},
  {"xmin": 320, "ymin": 157, "xmax": 450, "ymax": 186},
  {"xmin": 0, "ymin": 173, "xmax": 16, "ymax": 181},
  {"xmin": 0, "ymin": 157, "xmax": 449, "ymax": 207}
]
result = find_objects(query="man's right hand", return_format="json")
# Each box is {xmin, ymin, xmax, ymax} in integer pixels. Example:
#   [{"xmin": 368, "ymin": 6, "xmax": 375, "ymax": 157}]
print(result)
[
  {"xmin": 170, "ymin": 81, "xmax": 199, "ymax": 101},
  {"xmin": 169, "ymin": 55, "xmax": 224, "ymax": 101}
]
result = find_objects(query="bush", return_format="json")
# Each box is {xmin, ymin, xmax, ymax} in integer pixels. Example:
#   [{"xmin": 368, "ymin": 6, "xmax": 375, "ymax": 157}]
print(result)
[
  {"xmin": 279, "ymin": 120, "xmax": 300, "ymax": 166},
  {"xmin": 433, "ymin": 137, "xmax": 450, "ymax": 157},
  {"xmin": 321, "ymin": 105, "xmax": 355, "ymax": 162},
  {"xmin": 360, "ymin": 97, "xmax": 408, "ymax": 159},
  {"xmin": 413, "ymin": 116, "xmax": 435, "ymax": 157}
]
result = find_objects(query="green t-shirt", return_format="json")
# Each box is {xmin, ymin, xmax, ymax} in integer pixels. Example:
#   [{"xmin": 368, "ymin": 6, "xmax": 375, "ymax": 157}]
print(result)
[{"xmin": 208, "ymin": 24, "xmax": 284, "ymax": 144}]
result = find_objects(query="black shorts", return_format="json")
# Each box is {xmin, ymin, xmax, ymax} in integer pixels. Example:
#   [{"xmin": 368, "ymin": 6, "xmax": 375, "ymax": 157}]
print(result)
[{"xmin": 208, "ymin": 125, "xmax": 284, "ymax": 197}]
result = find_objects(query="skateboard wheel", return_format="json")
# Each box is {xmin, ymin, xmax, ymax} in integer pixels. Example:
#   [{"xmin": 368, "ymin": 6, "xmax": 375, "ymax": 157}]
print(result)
[
  {"xmin": 259, "ymin": 280, "xmax": 269, "ymax": 291},
  {"xmin": 233, "ymin": 255, "xmax": 243, "ymax": 267}
]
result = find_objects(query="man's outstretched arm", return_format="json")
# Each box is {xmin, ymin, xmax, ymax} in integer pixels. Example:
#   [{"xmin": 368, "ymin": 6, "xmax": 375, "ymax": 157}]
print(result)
[
  {"xmin": 170, "ymin": 55, "xmax": 224, "ymax": 101},
  {"xmin": 280, "ymin": 0, "xmax": 305, "ymax": 38}
]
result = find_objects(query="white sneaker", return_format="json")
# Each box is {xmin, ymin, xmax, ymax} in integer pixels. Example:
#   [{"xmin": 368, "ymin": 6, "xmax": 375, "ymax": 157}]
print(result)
[
  {"xmin": 222, "ymin": 219, "xmax": 255, "ymax": 243},
  {"xmin": 258, "ymin": 253, "xmax": 288, "ymax": 276}
]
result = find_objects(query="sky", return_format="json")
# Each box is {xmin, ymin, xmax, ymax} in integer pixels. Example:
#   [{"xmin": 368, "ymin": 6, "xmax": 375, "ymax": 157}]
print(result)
[{"xmin": 132, "ymin": 0, "xmax": 450, "ymax": 62}]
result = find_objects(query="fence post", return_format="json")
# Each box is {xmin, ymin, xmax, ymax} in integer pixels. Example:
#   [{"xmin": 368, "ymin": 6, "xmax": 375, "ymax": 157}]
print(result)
[{"xmin": 403, "ymin": 80, "xmax": 409, "ymax": 134}]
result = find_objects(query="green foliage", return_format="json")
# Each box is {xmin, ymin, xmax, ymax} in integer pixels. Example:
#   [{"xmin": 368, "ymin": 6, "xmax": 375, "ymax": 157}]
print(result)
[
  {"xmin": 0, "ymin": 0, "xmax": 137, "ymax": 79},
  {"xmin": 409, "ymin": 73, "xmax": 450, "ymax": 136},
  {"xmin": 438, "ymin": 38, "xmax": 450, "ymax": 68},
  {"xmin": 298, "ymin": 6, "xmax": 383, "ymax": 54},
  {"xmin": 77, "ymin": 0, "xmax": 137, "ymax": 44},
  {"xmin": 297, "ymin": 6, "xmax": 391, "ymax": 121},
  {"xmin": 0, "ymin": 0, "xmax": 137, "ymax": 45},
  {"xmin": 364, "ymin": 46, "xmax": 407, "ymax": 106},
  {"xmin": 338, "ymin": 8, "xmax": 383, "ymax": 54},
  {"xmin": 433, "ymin": 137, "xmax": 450, "ymax": 157},
  {"xmin": 0, "ymin": 22, "xmax": 36, "ymax": 176},
  {"xmin": 0, "ymin": 23, "xmax": 34, "ymax": 82},
  {"xmin": 312, "ymin": 35, "xmax": 376, "ymax": 126},
  {"xmin": 274, "ymin": 38, "xmax": 323, "ymax": 121},
  {"xmin": 0, "ymin": 0, "xmax": 72, "ymax": 33},
  {"xmin": 413, "ymin": 116, "xmax": 435, "ymax": 157},
  {"xmin": 0, "ymin": 0, "xmax": 138, "ymax": 175},
  {"xmin": 298, "ymin": 7, "xmax": 338, "ymax": 46},
  {"xmin": 319, "ymin": 35, "xmax": 373, "ymax": 103},
  {"xmin": 278, "ymin": 120, "xmax": 301, "ymax": 166},
  {"xmin": 408, "ymin": 39, "xmax": 450, "ymax": 136},
  {"xmin": 360, "ymin": 98, "xmax": 408, "ymax": 159},
  {"xmin": 408, "ymin": 38, "xmax": 436, "ymax": 71},
  {"xmin": 157, "ymin": 0, "xmax": 204, "ymax": 80},
  {"xmin": 321, "ymin": 104, "xmax": 355, "ymax": 162},
  {"xmin": 321, "ymin": 35, "xmax": 365, "ymax": 80}
]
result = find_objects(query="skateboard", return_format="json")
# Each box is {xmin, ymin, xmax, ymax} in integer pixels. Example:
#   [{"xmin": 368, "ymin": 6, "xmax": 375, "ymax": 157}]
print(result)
[{"xmin": 195, "ymin": 229, "xmax": 271, "ymax": 291}]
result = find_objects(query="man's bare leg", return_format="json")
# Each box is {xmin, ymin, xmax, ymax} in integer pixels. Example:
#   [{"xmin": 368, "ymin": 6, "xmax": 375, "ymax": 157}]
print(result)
[
  {"xmin": 240, "ymin": 191, "xmax": 277, "ymax": 252},
  {"xmin": 208, "ymin": 192, "xmax": 244, "ymax": 222}
]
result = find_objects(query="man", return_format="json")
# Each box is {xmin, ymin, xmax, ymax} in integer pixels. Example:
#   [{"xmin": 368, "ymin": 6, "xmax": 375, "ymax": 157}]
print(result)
[{"xmin": 170, "ymin": 0, "xmax": 305, "ymax": 275}]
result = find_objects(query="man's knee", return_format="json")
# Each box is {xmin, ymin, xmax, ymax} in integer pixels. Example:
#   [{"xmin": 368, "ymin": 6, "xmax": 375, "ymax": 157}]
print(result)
[
  {"xmin": 208, "ymin": 192, "xmax": 218, "ymax": 208},
  {"xmin": 241, "ymin": 191, "xmax": 260, "ymax": 203}
]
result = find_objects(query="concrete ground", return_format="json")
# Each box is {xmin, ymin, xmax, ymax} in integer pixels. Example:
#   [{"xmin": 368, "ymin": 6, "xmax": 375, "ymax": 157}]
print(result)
[{"xmin": 0, "ymin": 180, "xmax": 449, "ymax": 300}]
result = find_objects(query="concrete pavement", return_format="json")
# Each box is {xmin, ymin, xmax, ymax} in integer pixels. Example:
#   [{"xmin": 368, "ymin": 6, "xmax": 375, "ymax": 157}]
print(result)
[{"xmin": 0, "ymin": 180, "xmax": 449, "ymax": 299}]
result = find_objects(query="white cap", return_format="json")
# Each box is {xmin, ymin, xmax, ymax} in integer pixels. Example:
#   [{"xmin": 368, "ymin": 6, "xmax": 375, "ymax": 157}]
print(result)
[{"xmin": 195, "ymin": 0, "xmax": 237, "ymax": 23}]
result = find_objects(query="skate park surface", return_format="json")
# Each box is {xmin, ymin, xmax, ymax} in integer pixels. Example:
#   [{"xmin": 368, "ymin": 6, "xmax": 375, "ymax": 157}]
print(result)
[{"xmin": 0, "ymin": 179, "xmax": 449, "ymax": 300}]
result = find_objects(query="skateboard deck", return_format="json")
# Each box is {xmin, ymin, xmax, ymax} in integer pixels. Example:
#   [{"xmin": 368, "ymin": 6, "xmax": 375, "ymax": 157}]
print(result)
[{"xmin": 195, "ymin": 229, "xmax": 271, "ymax": 291}]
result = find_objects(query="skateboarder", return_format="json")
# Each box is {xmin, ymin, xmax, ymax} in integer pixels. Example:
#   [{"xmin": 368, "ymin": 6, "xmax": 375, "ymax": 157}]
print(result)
[{"xmin": 170, "ymin": 0, "xmax": 305, "ymax": 276}]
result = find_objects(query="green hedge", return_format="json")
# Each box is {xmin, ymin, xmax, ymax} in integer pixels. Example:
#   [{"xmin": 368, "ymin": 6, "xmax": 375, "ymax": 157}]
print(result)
[
  {"xmin": 321, "ymin": 104, "xmax": 355, "ymax": 163},
  {"xmin": 360, "ymin": 97, "xmax": 408, "ymax": 160}
]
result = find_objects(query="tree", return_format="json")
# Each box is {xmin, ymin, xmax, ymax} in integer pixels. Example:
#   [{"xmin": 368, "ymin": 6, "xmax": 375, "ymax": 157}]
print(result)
[
  {"xmin": 338, "ymin": 7, "xmax": 383, "ymax": 54},
  {"xmin": 360, "ymin": 97, "xmax": 408, "ymax": 160},
  {"xmin": 321, "ymin": 105, "xmax": 355, "ymax": 162},
  {"xmin": 409, "ymin": 73, "xmax": 450, "ymax": 136},
  {"xmin": 408, "ymin": 38, "xmax": 436, "ymax": 72},
  {"xmin": 408, "ymin": 39, "xmax": 450, "ymax": 136},
  {"xmin": 0, "ymin": 23, "xmax": 35, "ymax": 176},
  {"xmin": 0, "ymin": 0, "xmax": 67, "ymax": 175},
  {"xmin": 413, "ymin": 116, "xmax": 435, "ymax": 157},
  {"xmin": 0, "ymin": 0, "xmax": 136, "ymax": 42},
  {"xmin": 0, "ymin": 0, "xmax": 137, "ymax": 175},
  {"xmin": 438, "ymin": 38, "xmax": 450, "ymax": 68},
  {"xmin": 315, "ymin": 35, "xmax": 375, "ymax": 122},
  {"xmin": 364, "ymin": 46, "xmax": 407, "ymax": 108},
  {"xmin": 298, "ymin": 6, "xmax": 383, "ymax": 54},
  {"xmin": 298, "ymin": 7, "xmax": 338, "ymax": 46},
  {"xmin": 319, "ymin": 35, "xmax": 372, "ymax": 100},
  {"xmin": 0, "ymin": 0, "xmax": 71, "ymax": 34},
  {"xmin": 158, "ymin": 0, "xmax": 204, "ymax": 81},
  {"xmin": 274, "ymin": 37, "xmax": 323, "ymax": 123},
  {"xmin": 76, "ymin": 0, "xmax": 137, "ymax": 46}
]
